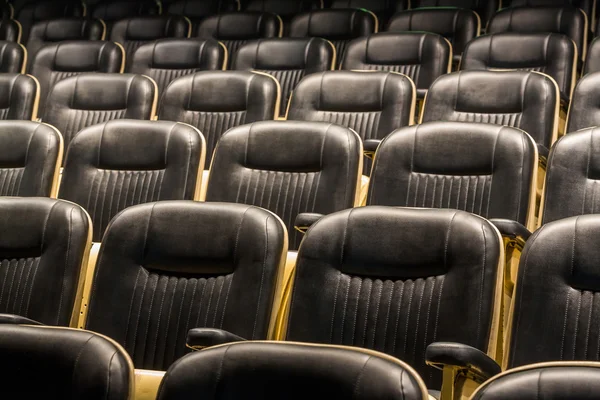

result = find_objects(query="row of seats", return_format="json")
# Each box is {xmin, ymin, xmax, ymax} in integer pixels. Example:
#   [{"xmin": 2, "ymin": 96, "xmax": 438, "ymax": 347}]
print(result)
[{"xmin": 5, "ymin": 197, "xmax": 600, "ymax": 398}]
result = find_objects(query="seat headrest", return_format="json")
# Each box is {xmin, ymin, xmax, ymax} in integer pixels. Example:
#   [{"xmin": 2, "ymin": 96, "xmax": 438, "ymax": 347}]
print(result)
[
  {"xmin": 565, "ymin": 73, "xmax": 600, "ymax": 132},
  {"xmin": 0, "ymin": 120, "xmax": 60, "ymax": 167},
  {"xmin": 91, "ymin": 0, "xmax": 159, "ymax": 21},
  {"xmin": 331, "ymin": 0, "xmax": 400, "ymax": 13},
  {"xmin": 0, "ymin": 74, "xmax": 38, "ymax": 118},
  {"xmin": 299, "ymin": 206, "xmax": 500, "ymax": 279},
  {"xmin": 0, "ymin": 41, "xmax": 24, "ymax": 73},
  {"xmin": 0, "ymin": 325, "xmax": 132, "ymax": 399},
  {"xmin": 245, "ymin": 0, "xmax": 317, "ymax": 16},
  {"xmin": 387, "ymin": 8, "xmax": 478, "ymax": 37},
  {"xmin": 197, "ymin": 11, "xmax": 281, "ymax": 40},
  {"xmin": 66, "ymin": 119, "xmax": 203, "ymax": 170},
  {"xmin": 102, "ymin": 201, "xmax": 285, "ymax": 275},
  {"xmin": 290, "ymin": 9, "xmax": 376, "ymax": 39},
  {"xmin": 34, "ymin": 41, "xmax": 123, "ymax": 73},
  {"xmin": 28, "ymin": 18, "xmax": 105, "ymax": 42},
  {"xmin": 233, "ymin": 37, "xmax": 334, "ymax": 70},
  {"xmin": 110, "ymin": 16, "xmax": 190, "ymax": 41},
  {"xmin": 132, "ymin": 38, "xmax": 223, "ymax": 70},
  {"xmin": 168, "ymin": 0, "xmax": 232, "ymax": 18},
  {"xmin": 157, "ymin": 342, "xmax": 427, "ymax": 400}
]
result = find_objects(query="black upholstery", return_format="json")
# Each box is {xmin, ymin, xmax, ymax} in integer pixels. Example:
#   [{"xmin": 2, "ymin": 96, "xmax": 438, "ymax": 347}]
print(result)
[
  {"xmin": 85, "ymin": 201, "xmax": 286, "ymax": 370},
  {"xmin": 44, "ymin": 73, "xmax": 157, "ymax": 153},
  {"xmin": 157, "ymin": 341, "xmax": 428, "ymax": 400},
  {"xmin": 471, "ymin": 363, "xmax": 600, "ymax": 399},
  {"xmin": 130, "ymin": 38, "xmax": 224, "ymax": 94},
  {"xmin": 421, "ymin": 70, "xmax": 559, "ymax": 155},
  {"xmin": 488, "ymin": 6, "xmax": 587, "ymax": 62},
  {"xmin": 0, "ymin": 19, "xmax": 21, "ymax": 42},
  {"xmin": 541, "ymin": 127, "xmax": 600, "ymax": 223},
  {"xmin": 508, "ymin": 0, "xmax": 594, "ymax": 23},
  {"xmin": 30, "ymin": 41, "xmax": 124, "ymax": 118},
  {"xmin": 286, "ymin": 70, "xmax": 415, "ymax": 174},
  {"xmin": 205, "ymin": 120, "xmax": 362, "ymax": 250},
  {"xmin": 342, "ymin": 32, "xmax": 451, "ymax": 98},
  {"xmin": 0, "ymin": 325, "xmax": 132, "ymax": 399},
  {"xmin": 0, "ymin": 41, "xmax": 25, "ymax": 73},
  {"xmin": 197, "ymin": 12, "xmax": 281, "ymax": 66},
  {"xmin": 584, "ymin": 38, "xmax": 600, "ymax": 74},
  {"xmin": 284, "ymin": 206, "xmax": 503, "ymax": 389},
  {"xmin": 26, "ymin": 18, "xmax": 105, "ymax": 72},
  {"xmin": 461, "ymin": 33, "xmax": 576, "ymax": 102},
  {"xmin": 506, "ymin": 214, "xmax": 600, "ymax": 367},
  {"xmin": 0, "ymin": 197, "xmax": 90, "ymax": 326},
  {"xmin": 168, "ymin": 0, "xmax": 238, "ymax": 34},
  {"xmin": 245, "ymin": 0, "xmax": 321, "ymax": 34},
  {"xmin": 15, "ymin": 0, "xmax": 84, "ymax": 44},
  {"xmin": 159, "ymin": 71, "xmax": 278, "ymax": 166},
  {"xmin": 330, "ymin": 0, "xmax": 405, "ymax": 26},
  {"xmin": 110, "ymin": 16, "xmax": 191, "ymax": 70},
  {"xmin": 59, "ymin": 120, "xmax": 205, "ymax": 241},
  {"xmin": 367, "ymin": 122, "xmax": 536, "ymax": 226},
  {"xmin": 387, "ymin": 8, "xmax": 479, "ymax": 63},
  {"xmin": 289, "ymin": 9, "xmax": 377, "ymax": 66},
  {"xmin": 0, "ymin": 73, "xmax": 38, "ymax": 120},
  {"xmin": 0, "ymin": 121, "xmax": 61, "ymax": 197},
  {"xmin": 410, "ymin": 1, "xmax": 501, "ymax": 26},
  {"xmin": 233, "ymin": 38, "xmax": 334, "ymax": 116},
  {"xmin": 91, "ymin": 0, "xmax": 161, "ymax": 32},
  {"xmin": 567, "ymin": 73, "xmax": 600, "ymax": 132}
]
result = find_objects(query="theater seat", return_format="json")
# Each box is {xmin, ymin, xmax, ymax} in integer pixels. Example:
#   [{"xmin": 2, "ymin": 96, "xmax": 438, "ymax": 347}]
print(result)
[
  {"xmin": 0, "ymin": 41, "xmax": 25, "ymax": 73},
  {"xmin": 461, "ymin": 33, "xmax": 577, "ymax": 103},
  {"xmin": 84, "ymin": 201, "xmax": 287, "ymax": 370},
  {"xmin": 584, "ymin": 37, "xmax": 600, "ymax": 74},
  {"xmin": 130, "ymin": 38, "xmax": 225, "ymax": 94},
  {"xmin": 278, "ymin": 206, "xmax": 503, "ymax": 394},
  {"xmin": 0, "ymin": 121, "xmax": 61, "ymax": 197},
  {"xmin": 29, "ymin": 41, "xmax": 124, "ymax": 119},
  {"xmin": 410, "ymin": 1, "xmax": 501, "ymax": 26},
  {"xmin": 110, "ymin": 16, "xmax": 191, "ymax": 70},
  {"xmin": 0, "ymin": 19, "xmax": 22, "ymax": 42},
  {"xmin": 470, "ymin": 362, "xmax": 600, "ymax": 400},
  {"xmin": 168, "ymin": 0, "xmax": 240, "ymax": 34},
  {"xmin": 91, "ymin": 0, "xmax": 160, "ymax": 32},
  {"xmin": 289, "ymin": 9, "xmax": 377, "ymax": 66},
  {"xmin": 0, "ymin": 197, "xmax": 91, "ymax": 326},
  {"xmin": 566, "ymin": 73, "xmax": 600, "ymax": 132},
  {"xmin": 159, "ymin": 71, "xmax": 279, "ymax": 168},
  {"xmin": 25, "ymin": 18, "xmax": 105, "ymax": 72},
  {"xmin": 157, "ymin": 342, "xmax": 428, "ymax": 400},
  {"xmin": 0, "ymin": 325, "xmax": 133, "ymax": 399},
  {"xmin": 387, "ymin": 8, "xmax": 480, "ymax": 65},
  {"xmin": 0, "ymin": 73, "xmax": 39, "ymax": 121},
  {"xmin": 341, "ymin": 32, "xmax": 451, "ymax": 99},
  {"xmin": 205, "ymin": 120, "xmax": 362, "ymax": 250},
  {"xmin": 330, "ymin": 0, "xmax": 406, "ymax": 26},
  {"xmin": 508, "ymin": 0, "xmax": 594, "ymax": 29},
  {"xmin": 15, "ymin": 0, "xmax": 84, "ymax": 44},
  {"xmin": 197, "ymin": 12, "xmax": 281, "ymax": 66},
  {"xmin": 232, "ymin": 38, "xmax": 335, "ymax": 116},
  {"xmin": 245, "ymin": 0, "xmax": 322, "ymax": 34},
  {"xmin": 488, "ymin": 6, "xmax": 587, "ymax": 63},
  {"xmin": 44, "ymin": 73, "xmax": 157, "ymax": 153},
  {"xmin": 59, "ymin": 120, "xmax": 205, "ymax": 242},
  {"xmin": 286, "ymin": 70, "xmax": 415, "ymax": 174}
]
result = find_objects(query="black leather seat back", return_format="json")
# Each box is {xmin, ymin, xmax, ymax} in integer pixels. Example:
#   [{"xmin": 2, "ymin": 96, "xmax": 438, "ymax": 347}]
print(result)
[
  {"xmin": 30, "ymin": 41, "xmax": 124, "ymax": 118},
  {"xmin": 508, "ymin": 0, "xmax": 594, "ymax": 22},
  {"xmin": 0, "ymin": 121, "xmax": 61, "ymax": 197},
  {"xmin": 461, "ymin": 33, "xmax": 577, "ymax": 102},
  {"xmin": 91, "ymin": 0, "xmax": 161, "ymax": 32},
  {"xmin": 197, "ymin": 12, "xmax": 281, "ymax": 66},
  {"xmin": 421, "ymin": 70, "xmax": 559, "ymax": 152},
  {"xmin": 159, "ymin": 71, "xmax": 279, "ymax": 165},
  {"xmin": 287, "ymin": 70, "xmax": 415, "ymax": 174},
  {"xmin": 168, "ymin": 0, "xmax": 239, "ymax": 34},
  {"xmin": 488, "ymin": 6, "xmax": 587, "ymax": 62},
  {"xmin": 26, "ymin": 18, "xmax": 105, "ymax": 72},
  {"xmin": 245, "ymin": 0, "xmax": 321, "ymax": 33},
  {"xmin": 86, "ymin": 201, "xmax": 286, "ymax": 370},
  {"xmin": 0, "ymin": 19, "xmax": 22, "ymax": 42},
  {"xmin": 542, "ymin": 127, "xmax": 600, "ymax": 223},
  {"xmin": 44, "ymin": 73, "xmax": 157, "ymax": 152},
  {"xmin": 59, "ymin": 120, "xmax": 205, "ymax": 241},
  {"xmin": 289, "ymin": 9, "xmax": 377, "ymax": 66},
  {"xmin": 0, "ymin": 73, "xmax": 39, "ymax": 120},
  {"xmin": 15, "ymin": 0, "xmax": 84, "ymax": 44},
  {"xmin": 0, "ymin": 198, "xmax": 90, "ymax": 326},
  {"xmin": 387, "ymin": 8, "xmax": 479, "ymax": 63},
  {"xmin": 507, "ymin": 214, "xmax": 600, "ymax": 367},
  {"xmin": 584, "ymin": 38, "xmax": 600, "ymax": 75},
  {"xmin": 233, "ymin": 38, "xmax": 335, "ymax": 117},
  {"xmin": 330, "ymin": 0, "xmax": 405, "ymax": 26},
  {"xmin": 156, "ymin": 342, "xmax": 428, "ymax": 400},
  {"xmin": 205, "ymin": 120, "xmax": 362, "ymax": 249},
  {"xmin": 410, "ymin": 0, "xmax": 500, "ymax": 26},
  {"xmin": 368, "ymin": 122, "xmax": 537, "ymax": 226},
  {"xmin": 284, "ymin": 206, "xmax": 503, "ymax": 389},
  {"xmin": 0, "ymin": 325, "xmax": 132, "ymax": 399},
  {"xmin": 0, "ymin": 41, "xmax": 25, "ymax": 73},
  {"xmin": 110, "ymin": 16, "xmax": 191, "ymax": 70},
  {"xmin": 342, "ymin": 32, "xmax": 451, "ymax": 98},
  {"xmin": 567, "ymin": 73, "xmax": 600, "ymax": 132},
  {"xmin": 471, "ymin": 362, "xmax": 600, "ymax": 399},
  {"xmin": 130, "ymin": 38, "xmax": 224, "ymax": 94}
]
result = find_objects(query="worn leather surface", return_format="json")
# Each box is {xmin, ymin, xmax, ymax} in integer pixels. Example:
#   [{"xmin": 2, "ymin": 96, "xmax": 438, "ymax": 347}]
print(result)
[
  {"xmin": 0, "ymin": 74, "xmax": 38, "ymax": 120},
  {"xmin": 15, "ymin": 0, "xmax": 84, "ymax": 44},
  {"xmin": 410, "ymin": 0, "xmax": 500, "ymax": 25},
  {"xmin": 566, "ymin": 74, "xmax": 600, "ymax": 132}
]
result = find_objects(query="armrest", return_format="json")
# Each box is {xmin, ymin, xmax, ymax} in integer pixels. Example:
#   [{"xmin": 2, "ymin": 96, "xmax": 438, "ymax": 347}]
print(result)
[
  {"xmin": 0, "ymin": 314, "xmax": 44, "ymax": 325},
  {"xmin": 294, "ymin": 213, "xmax": 324, "ymax": 234},
  {"xmin": 186, "ymin": 328, "xmax": 246, "ymax": 350},
  {"xmin": 489, "ymin": 219, "xmax": 532, "ymax": 244},
  {"xmin": 363, "ymin": 139, "xmax": 381, "ymax": 158},
  {"xmin": 426, "ymin": 342, "xmax": 501, "ymax": 383}
]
